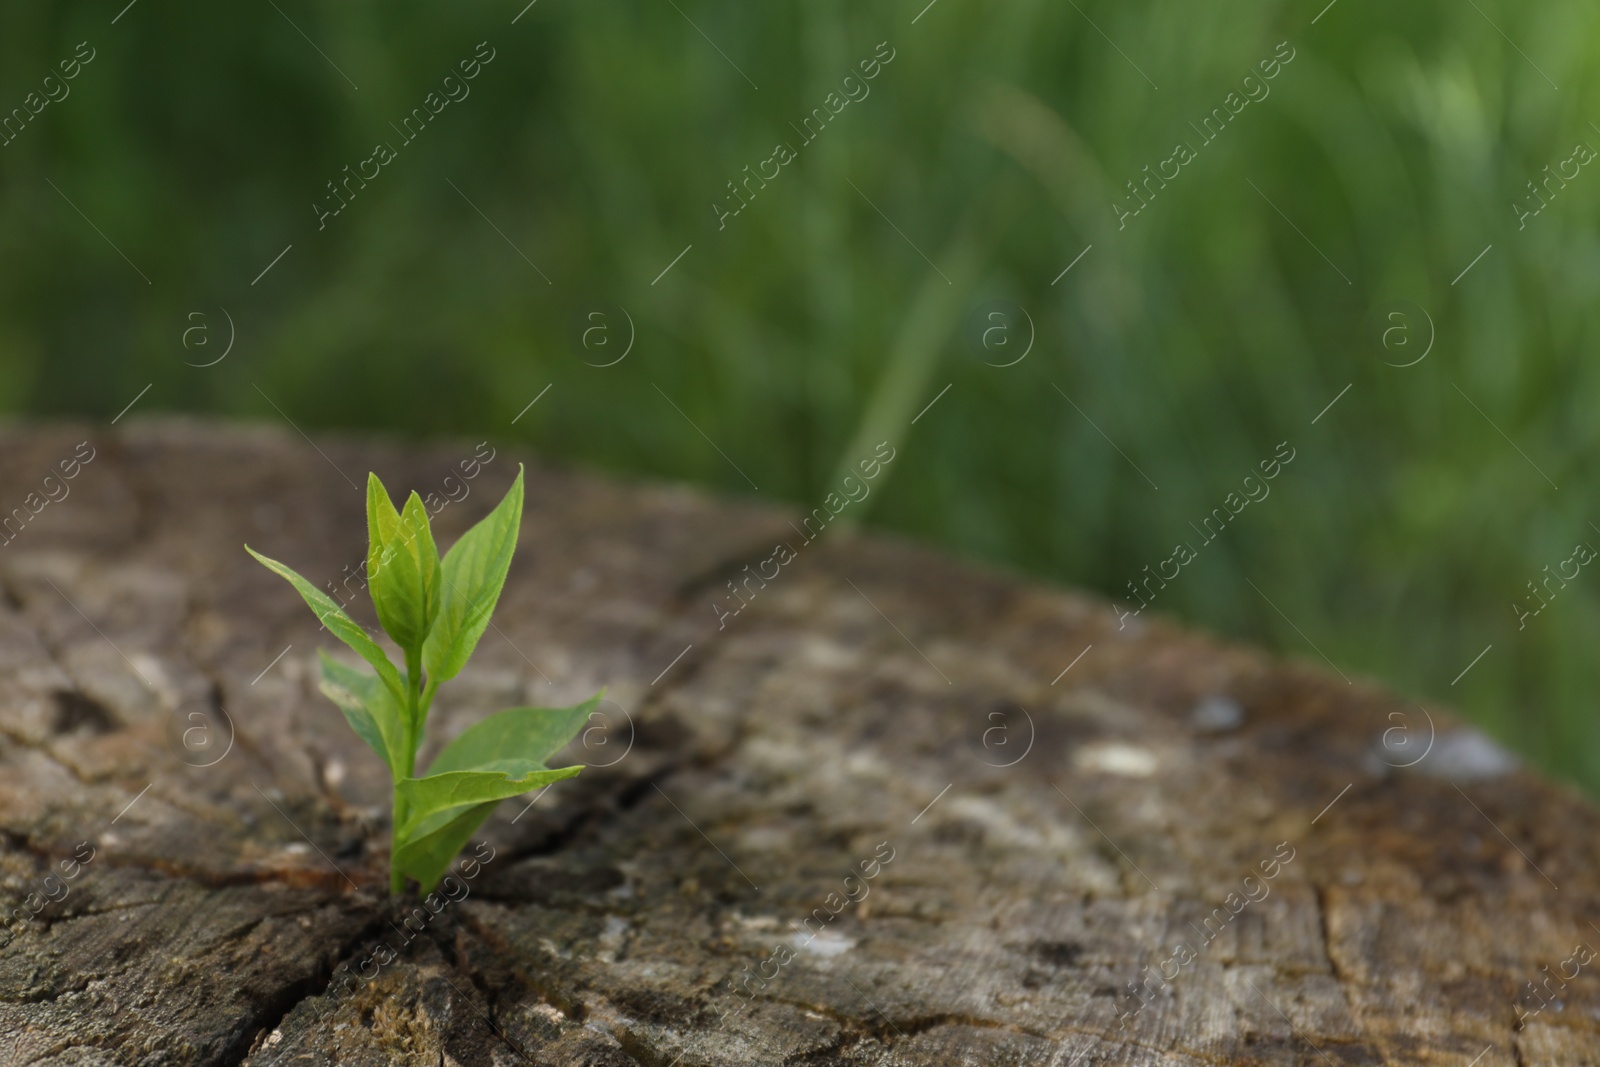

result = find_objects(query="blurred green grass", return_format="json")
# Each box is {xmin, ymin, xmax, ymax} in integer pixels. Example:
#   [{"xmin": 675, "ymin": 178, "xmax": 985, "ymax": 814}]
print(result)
[{"xmin": 3, "ymin": 0, "xmax": 1598, "ymax": 788}]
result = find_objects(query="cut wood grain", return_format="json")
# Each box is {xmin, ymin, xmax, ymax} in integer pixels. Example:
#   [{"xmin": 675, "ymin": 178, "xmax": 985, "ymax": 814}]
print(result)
[{"xmin": 0, "ymin": 422, "xmax": 1595, "ymax": 1066}]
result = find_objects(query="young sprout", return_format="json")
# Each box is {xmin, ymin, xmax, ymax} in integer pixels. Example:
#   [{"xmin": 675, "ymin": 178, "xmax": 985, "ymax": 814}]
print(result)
[{"xmin": 247, "ymin": 467, "xmax": 596, "ymax": 895}]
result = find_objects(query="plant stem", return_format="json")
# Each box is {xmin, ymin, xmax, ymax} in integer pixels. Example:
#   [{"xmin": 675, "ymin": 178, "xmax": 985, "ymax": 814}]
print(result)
[
  {"xmin": 390, "ymin": 647, "xmax": 424, "ymax": 897},
  {"xmin": 389, "ymin": 780, "xmax": 405, "ymax": 896}
]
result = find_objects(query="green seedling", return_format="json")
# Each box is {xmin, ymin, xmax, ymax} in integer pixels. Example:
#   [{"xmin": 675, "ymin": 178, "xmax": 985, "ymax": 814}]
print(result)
[{"xmin": 246, "ymin": 466, "xmax": 595, "ymax": 895}]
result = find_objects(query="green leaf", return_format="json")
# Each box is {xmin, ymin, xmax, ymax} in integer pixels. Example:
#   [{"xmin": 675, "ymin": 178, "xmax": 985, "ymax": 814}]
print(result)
[
  {"xmin": 395, "ymin": 763, "xmax": 580, "ymax": 843},
  {"xmin": 393, "ymin": 801, "xmax": 498, "ymax": 892},
  {"xmin": 246, "ymin": 545, "xmax": 405, "ymax": 705},
  {"xmin": 318, "ymin": 651, "xmax": 406, "ymax": 776},
  {"xmin": 366, "ymin": 472, "xmax": 401, "ymax": 581},
  {"xmin": 404, "ymin": 491, "xmax": 441, "ymax": 620},
  {"xmin": 428, "ymin": 693, "xmax": 600, "ymax": 776},
  {"xmin": 422, "ymin": 467, "xmax": 525, "ymax": 684},
  {"xmin": 365, "ymin": 475, "xmax": 441, "ymax": 655}
]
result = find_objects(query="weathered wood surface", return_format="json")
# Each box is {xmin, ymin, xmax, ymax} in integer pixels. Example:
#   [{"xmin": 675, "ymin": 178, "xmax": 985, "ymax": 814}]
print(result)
[{"xmin": 0, "ymin": 422, "xmax": 1597, "ymax": 1066}]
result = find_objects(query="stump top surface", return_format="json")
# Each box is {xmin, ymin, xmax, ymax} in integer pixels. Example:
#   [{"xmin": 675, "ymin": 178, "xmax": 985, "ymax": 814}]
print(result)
[{"xmin": 0, "ymin": 422, "xmax": 1595, "ymax": 1066}]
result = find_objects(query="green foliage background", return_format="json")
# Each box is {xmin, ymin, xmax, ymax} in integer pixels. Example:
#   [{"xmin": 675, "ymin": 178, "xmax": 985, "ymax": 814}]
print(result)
[{"xmin": 2, "ymin": 1, "xmax": 1597, "ymax": 788}]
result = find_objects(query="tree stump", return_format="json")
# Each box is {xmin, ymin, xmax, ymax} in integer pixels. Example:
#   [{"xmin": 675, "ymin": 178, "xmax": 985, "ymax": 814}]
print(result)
[{"xmin": 0, "ymin": 422, "xmax": 1595, "ymax": 1066}]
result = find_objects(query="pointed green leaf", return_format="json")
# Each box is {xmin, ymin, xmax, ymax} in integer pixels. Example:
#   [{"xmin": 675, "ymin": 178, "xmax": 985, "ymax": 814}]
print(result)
[
  {"xmin": 402, "ymin": 490, "xmax": 441, "ymax": 632},
  {"xmin": 246, "ymin": 546, "xmax": 405, "ymax": 705},
  {"xmin": 318, "ymin": 651, "xmax": 406, "ymax": 776},
  {"xmin": 366, "ymin": 472, "xmax": 401, "ymax": 581},
  {"xmin": 393, "ymin": 801, "xmax": 498, "ymax": 892},
  {"xmin": 364, "ymin": 474, "xmax": 401, "ymax": 648},
  {"xmin": 366, "ymin": 477, "xmax": 441, "ymax": 655},
  {"xmin": 422, "ymin": 467, "xmax": 525, "ymax": 684},
  {"xmin": 428, "ymin": 693, "xmax": 600, "ymax": 777},
  {"xmin": 395, "ymin": 762, "xmax": 580, "ymax": 842}
]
